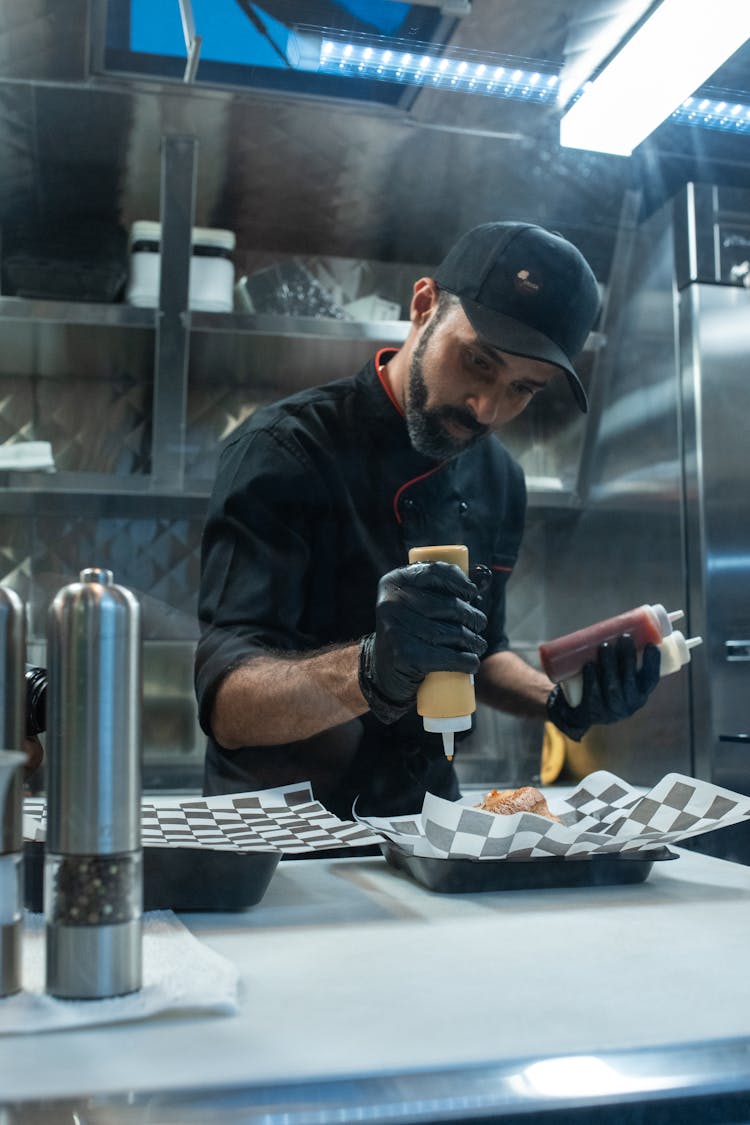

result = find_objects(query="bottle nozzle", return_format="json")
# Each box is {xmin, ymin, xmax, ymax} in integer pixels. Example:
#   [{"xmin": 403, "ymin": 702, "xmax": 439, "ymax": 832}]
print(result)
[
  {"xmin": 422, "ymin": 714, "xmax": 471, "ymax": 761},
  {"xmin": 686, "ymin": 635, "xmax": 703, "ymax": 649},
  {"xmin": 668, "ymin": 610, "xmax": 684, "ymax": 624}
]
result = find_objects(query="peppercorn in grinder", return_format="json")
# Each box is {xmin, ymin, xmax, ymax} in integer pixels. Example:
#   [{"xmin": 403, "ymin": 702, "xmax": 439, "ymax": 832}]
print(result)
[{"xmin": 45, "ymin": 568, "xmax": 143, "ymax": 999}]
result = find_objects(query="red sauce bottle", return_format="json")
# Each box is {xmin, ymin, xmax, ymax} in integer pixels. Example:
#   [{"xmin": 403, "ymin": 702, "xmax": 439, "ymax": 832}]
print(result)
[{"xmin": 539, "ymin": 604, "xmax": 682, "ymax": 684}]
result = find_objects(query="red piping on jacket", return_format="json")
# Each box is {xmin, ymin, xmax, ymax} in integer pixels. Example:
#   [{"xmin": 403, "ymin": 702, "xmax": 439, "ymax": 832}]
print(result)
[
  {"xmin": 392, "ymin": 465, "xmax": 447, "ymax": 525},
  {"xmin": 374, "ymin": 349, "xmax": 445, "ymax": 525},
  {"xmin": 374, "ymin": 348, "xmax": 402, "ymax": 415}
]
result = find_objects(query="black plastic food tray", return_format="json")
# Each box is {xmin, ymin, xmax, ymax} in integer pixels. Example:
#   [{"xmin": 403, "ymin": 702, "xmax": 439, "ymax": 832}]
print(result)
[
  {"xmin": 380, "ymin": 841, "xmax": 678, "ymax": 893},
  {"xmin": 24, "ymin": 840, "xmax": 280, "ymax": 913}
]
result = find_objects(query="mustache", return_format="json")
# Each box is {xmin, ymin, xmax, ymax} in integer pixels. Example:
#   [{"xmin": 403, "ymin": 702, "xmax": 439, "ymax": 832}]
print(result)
[{"xmin": 433, "ymin": 405, "xmax": 489, "ymax": 438}]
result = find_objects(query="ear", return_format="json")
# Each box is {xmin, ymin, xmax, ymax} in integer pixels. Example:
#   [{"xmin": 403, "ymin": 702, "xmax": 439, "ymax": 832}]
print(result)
[{"xmin": 410, "ymin": 277, "xmax": 439, "ymax": 328}]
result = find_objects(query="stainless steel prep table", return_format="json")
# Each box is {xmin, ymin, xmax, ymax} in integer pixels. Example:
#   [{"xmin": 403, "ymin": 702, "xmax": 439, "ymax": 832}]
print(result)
[{"xmin": 4, "ymin": 845, "xmax": 750, "ymax": 1123}]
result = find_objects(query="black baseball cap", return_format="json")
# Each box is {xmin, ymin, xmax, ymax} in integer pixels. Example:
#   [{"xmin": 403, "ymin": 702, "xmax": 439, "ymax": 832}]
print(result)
[{"xmin": 434, "ymin": 222, "xmax": 601, "ymax": 412}]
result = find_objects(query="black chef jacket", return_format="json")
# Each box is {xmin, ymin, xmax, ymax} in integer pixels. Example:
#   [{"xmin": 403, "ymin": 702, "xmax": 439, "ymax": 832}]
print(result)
[{"xmin": 195, "ymin": 351, "xmax": 527, "ymax": 818}]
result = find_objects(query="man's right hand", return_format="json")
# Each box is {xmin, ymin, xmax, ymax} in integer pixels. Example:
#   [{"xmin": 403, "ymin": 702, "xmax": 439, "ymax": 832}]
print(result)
[{"xmin": 358, "ymin": 561, "xmax": 487, "ymax": 724}]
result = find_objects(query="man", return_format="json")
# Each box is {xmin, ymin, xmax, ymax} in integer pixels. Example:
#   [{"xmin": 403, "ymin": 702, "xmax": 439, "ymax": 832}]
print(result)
[{"xmin": 195, "ymin": 222, "xmax": 660, "ymax": 817}]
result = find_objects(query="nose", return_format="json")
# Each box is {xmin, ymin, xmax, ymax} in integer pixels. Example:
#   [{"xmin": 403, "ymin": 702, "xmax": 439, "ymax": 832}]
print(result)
[{"xmin": 465, "ymin": 392, "xmax": 500, "ymax": 427}]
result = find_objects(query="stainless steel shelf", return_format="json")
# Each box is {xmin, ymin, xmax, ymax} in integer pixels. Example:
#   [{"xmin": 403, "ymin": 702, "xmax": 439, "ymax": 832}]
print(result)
[
  {"xmin": 0, "ymin": 296, "xmax": 156, "ymax": 328},
  {"xmin": 0, "ymin": 473, "xmax": 210, "ymax": 516},
  {"xmin": 1, "ymin": 472, "xmax": 576, "ymax": 512},
  {"xmin": 0, "ymin": 296, "xmax": 410, "ymax": 344},
  {"xmin": 524, "ymin": 477, "xmax": 581, "ymax": 509},
  {"xmin": 190, "ymin": 311, "xmax": 410, "ymax": 342}
]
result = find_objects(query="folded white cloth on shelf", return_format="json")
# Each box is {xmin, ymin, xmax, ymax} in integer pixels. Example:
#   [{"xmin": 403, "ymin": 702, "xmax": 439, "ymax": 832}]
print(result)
[
  {"xmin": 0, "ymin": 441, "xmax": 55, "ymax": 472},
  {"xmin": 0, "ymin": 910, "xmax": 238, "ymax": 1035}
]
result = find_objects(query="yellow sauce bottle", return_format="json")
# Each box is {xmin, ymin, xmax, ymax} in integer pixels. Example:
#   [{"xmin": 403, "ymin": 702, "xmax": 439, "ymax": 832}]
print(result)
[{"xmin": 408, "ymin": 545, "xmax": 476, "ymax": 761}]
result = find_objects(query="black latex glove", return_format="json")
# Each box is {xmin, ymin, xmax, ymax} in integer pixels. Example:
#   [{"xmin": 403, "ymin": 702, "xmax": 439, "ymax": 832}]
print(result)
[
  {"xmin": 546, "ymin": 633, "xmax": 661, "ymax": 742},
  {"xmin": 469, "ymin": 563, "xmax": 493, "ymax": 598},
  {"xmin": 359, "ymin": 561, "xmax": 488, "ymax": 724}
]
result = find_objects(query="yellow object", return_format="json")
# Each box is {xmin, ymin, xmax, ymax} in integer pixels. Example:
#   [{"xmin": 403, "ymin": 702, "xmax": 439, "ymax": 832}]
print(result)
[
  {"xmin": 408, "ymin": 545, "xmax": 476, "ymax": 760},
  {"xmin": 540, "ymin": 721, "xmax": 566, "ymax": 785}
]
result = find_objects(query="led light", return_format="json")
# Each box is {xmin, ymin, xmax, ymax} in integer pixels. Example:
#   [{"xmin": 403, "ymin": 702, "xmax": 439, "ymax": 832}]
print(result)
[
  {"xmin": 299, "ymin": 28, "xmax": 559, "ymax": 105},
  {"xmin": 560, "ymin": 0, "xmax": 750, "ymax": 155},
  {"xmin": 670, "ymin": 92, "xmax": 750, "ymax": 134}
]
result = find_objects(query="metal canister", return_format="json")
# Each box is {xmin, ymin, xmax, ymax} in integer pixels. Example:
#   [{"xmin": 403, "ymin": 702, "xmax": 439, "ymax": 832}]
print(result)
[
  {"xmin": 45, "ymin": 568, "xmax": 143, "ymax": 999},
  {"xmin": 0, "ymin": 586, "xmax": 25, "ymax": 997}
]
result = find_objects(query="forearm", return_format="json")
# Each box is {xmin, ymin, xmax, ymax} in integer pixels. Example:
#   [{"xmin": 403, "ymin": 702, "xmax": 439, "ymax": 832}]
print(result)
[
  {"xmin": 211, "ymin": 643, "xmax": 368, "ymax": 748},
  {"xmin": 475, "ymin": 649, "xmax": 553, "ymax": 721}
]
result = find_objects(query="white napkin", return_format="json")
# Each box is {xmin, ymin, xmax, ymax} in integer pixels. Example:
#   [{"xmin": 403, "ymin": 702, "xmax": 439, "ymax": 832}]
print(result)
[
  {"xmin": 0, "ymin": 911, "xmax": 239, "ymax": 1035},
  {"xmin": 0, "ymin": 442, "xmax": 55, "ymax": 472}
]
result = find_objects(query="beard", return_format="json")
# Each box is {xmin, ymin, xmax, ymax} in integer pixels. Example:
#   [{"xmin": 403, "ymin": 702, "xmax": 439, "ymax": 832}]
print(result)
[{"xmin": 405, "ymin": 318, "xmax": 490, "ymax": 461}]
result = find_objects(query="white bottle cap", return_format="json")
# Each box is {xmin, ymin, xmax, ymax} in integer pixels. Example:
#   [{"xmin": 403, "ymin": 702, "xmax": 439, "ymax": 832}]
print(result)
[
  {"xmin": 658, "ymin": 630, "xmax": 703, "ymax": 676},
  {"xmin": 647, "ymin": 604, "xmax": 683, "ymax": 637}
]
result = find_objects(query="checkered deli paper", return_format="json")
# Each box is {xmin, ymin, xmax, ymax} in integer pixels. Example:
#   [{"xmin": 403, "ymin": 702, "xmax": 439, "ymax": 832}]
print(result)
[
  {"xmin": 24, "ymin": 782, "xmax": 383, "ymax": 855},
  {"xmin": 355, "ymin": 771, "xmax": 750, "ymax": 860}
]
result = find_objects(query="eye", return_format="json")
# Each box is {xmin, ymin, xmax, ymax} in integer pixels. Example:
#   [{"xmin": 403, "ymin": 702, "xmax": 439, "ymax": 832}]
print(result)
[
  {"xmin": 511, "ymin": 381, "xmax": 536, "ymax": 397},
  {"xmin": 463, "ymin": 348, "xmax": 494, "ymax": 377}
]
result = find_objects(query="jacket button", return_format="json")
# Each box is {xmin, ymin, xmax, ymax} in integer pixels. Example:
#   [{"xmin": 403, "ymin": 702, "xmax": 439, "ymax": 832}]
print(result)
[
  {"xmin": 459, "ymin": 500, "xmax": 469, "ymax": 514},
  {"xmin": 402, "ymin": 498, "xmax": 416, "ymax": 512}
]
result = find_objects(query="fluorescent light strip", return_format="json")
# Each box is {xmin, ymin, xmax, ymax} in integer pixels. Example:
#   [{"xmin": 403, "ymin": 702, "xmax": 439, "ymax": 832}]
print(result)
[
  {"xmin": 560, "ymin": 0, "xmax": 750, "ymax": 155},
  {"xmin": 671, "ymin": 95, "xmax": 750, "ymax": 134},
  {"xmin": 320, "ymin": 38, "xmax": 558, "ymax": 102},
  {"xmin": 286, "ymin": 28, "xmax": 560, "ymax": 104}
]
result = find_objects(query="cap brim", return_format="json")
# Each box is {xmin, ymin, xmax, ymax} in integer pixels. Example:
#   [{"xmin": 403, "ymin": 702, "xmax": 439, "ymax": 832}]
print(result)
[{"xmin": 459, "ymin": 298, "xmax": 589, "ymax": 413}]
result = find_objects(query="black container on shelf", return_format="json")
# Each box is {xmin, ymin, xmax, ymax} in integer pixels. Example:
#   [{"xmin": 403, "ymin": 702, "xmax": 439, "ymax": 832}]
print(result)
[{"xmin": 1, "ymin": 219, "xmax": 128, "ymax": 303}]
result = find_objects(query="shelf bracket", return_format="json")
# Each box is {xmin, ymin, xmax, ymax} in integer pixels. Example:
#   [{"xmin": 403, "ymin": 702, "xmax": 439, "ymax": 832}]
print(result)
[{"xmin": 150, "ymin": 134, "xmax": 198, "ymax": 492}]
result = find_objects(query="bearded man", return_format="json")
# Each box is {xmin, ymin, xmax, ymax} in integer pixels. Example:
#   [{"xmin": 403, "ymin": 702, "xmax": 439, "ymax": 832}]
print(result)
[{"xmin": 195, "ymin": 222, "xmax": 660, "ymax": 816}]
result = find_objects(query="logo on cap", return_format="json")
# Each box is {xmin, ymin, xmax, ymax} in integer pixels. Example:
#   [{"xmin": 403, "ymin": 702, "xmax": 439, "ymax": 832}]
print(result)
[{"xmin": 514, "ymin": 268, "xmax": 541, "ymax": 296}]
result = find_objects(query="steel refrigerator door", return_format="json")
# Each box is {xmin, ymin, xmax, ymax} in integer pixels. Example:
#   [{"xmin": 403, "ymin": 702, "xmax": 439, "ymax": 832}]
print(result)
[{"xmin": 681, "ymin": 283, "xmax": 750, "ymax": 791}]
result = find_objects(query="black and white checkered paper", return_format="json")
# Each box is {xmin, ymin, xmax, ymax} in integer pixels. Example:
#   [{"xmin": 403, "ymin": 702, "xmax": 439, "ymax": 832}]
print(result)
[
  {"xmin": 24, "ymin": 782, "xmax": 383, "ymax": 855},
  {"xmin": 356, "ymin": 771, "xmax": 750, "ymax": 860}
]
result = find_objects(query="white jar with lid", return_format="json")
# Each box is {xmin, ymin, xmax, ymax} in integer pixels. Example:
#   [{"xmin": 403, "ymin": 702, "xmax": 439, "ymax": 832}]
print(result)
[{"xmin": 125, "ymin": 220, "xmax": 236, "ymax": 313}]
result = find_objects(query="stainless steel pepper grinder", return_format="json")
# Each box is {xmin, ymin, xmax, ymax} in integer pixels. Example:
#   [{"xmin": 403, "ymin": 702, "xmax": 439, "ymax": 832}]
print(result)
[
  {"xmin": 0, "ymin": 586, "xmax": 26, "ymax": 997},
  {"xmin": 45, "ymin": 567, "xmax": 143, "ymax": 999}
]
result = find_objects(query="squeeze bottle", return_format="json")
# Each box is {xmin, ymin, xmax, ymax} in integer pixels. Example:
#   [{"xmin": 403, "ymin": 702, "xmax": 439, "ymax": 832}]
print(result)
[
  {"xmin": 539, "ymin": 603, "xmax": 702, "ymax": 707},
  {"xmin": 408, "ymin": 545, "xmax": 476, "ymax": 761}
]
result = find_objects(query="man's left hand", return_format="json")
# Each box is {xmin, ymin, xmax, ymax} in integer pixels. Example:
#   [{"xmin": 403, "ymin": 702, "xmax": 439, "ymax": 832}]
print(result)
[{"xmin": 547, "ymin": 633, "xmax": 661, "ymax": 742}]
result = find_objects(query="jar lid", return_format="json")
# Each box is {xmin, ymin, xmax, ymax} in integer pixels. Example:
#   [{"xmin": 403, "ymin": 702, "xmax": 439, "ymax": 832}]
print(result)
[{"xmin": 129, "ymin": 220, "xmax": 235, "ymax": 252}]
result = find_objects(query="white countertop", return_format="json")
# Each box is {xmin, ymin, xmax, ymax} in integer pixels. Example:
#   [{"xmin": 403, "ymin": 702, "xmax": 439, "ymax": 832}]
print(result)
[{"xmin": 4, "ymin": 842, "xmax": 750, "ymax": 1115}]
